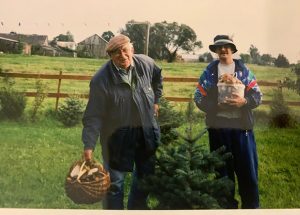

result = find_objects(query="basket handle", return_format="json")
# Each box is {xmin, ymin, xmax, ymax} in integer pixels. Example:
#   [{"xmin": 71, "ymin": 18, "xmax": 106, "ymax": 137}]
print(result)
[{"xmin": 76, "ymin": 161, "xmax": 87, "ymax": 182}]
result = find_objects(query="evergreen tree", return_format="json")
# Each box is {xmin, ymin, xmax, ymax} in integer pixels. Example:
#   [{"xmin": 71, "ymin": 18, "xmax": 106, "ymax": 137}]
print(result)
[
  {"xmin": 157, "ymin": 97, "xmax": 183, "ymax": 144},
  {"xmin": 141, "ymin": 101, "xmax": 233, "ymax": 209}
]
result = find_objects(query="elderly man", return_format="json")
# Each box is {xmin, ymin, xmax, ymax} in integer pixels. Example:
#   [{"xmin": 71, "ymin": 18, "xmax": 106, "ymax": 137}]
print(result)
[
  {"xmin": 194, "ymin": 35, "xmax": 262, "ymax": 208},
  {"xmin": 82, "ymin": 34, "xmax": 163, "ymax": 209}
]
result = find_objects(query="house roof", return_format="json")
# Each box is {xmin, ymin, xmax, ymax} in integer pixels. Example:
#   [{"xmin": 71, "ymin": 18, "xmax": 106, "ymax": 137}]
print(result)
[
  {"xmin": 0, "ymin": 32, "xmax": 48, "ymax": 45},
  {"xmin": 78, "ymin": 34, "xmax": 108, "ymax": 45},
  {"xmin": 0, "ymin": 36, "xmax": 19, "ymax": 43}
]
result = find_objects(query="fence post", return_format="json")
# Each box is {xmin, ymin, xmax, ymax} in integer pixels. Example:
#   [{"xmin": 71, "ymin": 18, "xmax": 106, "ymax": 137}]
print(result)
[{"xmin": 55, "ymin": 70, "xmax": 62, "ymax": 111}]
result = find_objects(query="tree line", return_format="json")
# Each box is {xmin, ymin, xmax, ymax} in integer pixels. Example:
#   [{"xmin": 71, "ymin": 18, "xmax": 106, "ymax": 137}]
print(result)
[{"xmin": 53, "ymin": 20, "xmax": 293, "ymax": 67}]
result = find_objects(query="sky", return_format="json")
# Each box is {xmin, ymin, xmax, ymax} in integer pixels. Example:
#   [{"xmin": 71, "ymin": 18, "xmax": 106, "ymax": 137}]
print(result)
[{"xmin": 0, "ymin": 0, "xmax": 299, "ymax": 63}]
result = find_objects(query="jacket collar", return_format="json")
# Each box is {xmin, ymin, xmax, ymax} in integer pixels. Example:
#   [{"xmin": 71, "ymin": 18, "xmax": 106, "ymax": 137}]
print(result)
[
  {"xmin": 109, "ymin": 60, "xmax": 132, "ymax": 85},
  {"xmin": 108, "ymin": 55, "xmax": 145, "ymax": 85}
]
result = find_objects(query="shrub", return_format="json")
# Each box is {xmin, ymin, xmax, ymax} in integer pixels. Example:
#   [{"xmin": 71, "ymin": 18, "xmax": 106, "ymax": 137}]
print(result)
[
  {"xmin": 0, "ymin": 79, "xmax": 27, "ymax": 120},
  {"xmin": 30, "ymin": 78, "xmax": 48, "ymax": 122},
  {"xmin": 269, "ymin": 88, "xmax": 297, "ymax": 128},
  {"xmin": 57, "ymin": 96, "xmax": 84, "ymax": 127},
  {"xmin": 0, "ymin": 91, "xmax": 26, "ymax": 120}
]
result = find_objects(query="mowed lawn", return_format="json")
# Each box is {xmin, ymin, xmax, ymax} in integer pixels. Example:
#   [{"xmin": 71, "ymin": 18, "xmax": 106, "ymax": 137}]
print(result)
[{"xmin": 0, "ymin": 54, "xmax": 299, "ymax": 209}]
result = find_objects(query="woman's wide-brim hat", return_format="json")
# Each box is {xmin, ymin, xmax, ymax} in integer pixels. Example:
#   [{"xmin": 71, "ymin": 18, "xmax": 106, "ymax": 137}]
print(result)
[{"xmin": 209, "ymin": 35, "xmax": 238, "ymax": 53}]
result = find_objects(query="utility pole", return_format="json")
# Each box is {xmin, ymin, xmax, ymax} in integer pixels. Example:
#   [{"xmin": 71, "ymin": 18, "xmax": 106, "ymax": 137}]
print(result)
[{"xmin": 127, "ymin": 21, "xmax": 150, "ymax": 56}]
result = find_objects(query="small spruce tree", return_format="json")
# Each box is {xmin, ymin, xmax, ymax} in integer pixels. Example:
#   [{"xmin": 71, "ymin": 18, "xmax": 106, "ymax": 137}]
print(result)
[
  {"xmin": 141, "ymin": 101, "xmax": 233, "ymax": 209},
  {"xmin": 57, "ymin": 96, "xmax": 84, "ymax": 127},
  {"xmin": 157, "ymin": 97, "xmax": 183, "ymax": 144}
]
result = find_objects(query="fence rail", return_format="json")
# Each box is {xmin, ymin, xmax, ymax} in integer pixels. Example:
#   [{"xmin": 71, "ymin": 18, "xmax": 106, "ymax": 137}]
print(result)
[{"xmin": 1, "ymin": 71, "xmax": 299, "ymax": 109}]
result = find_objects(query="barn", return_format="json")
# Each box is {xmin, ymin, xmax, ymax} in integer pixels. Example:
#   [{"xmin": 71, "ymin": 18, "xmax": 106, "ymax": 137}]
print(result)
[{"xmin": 77, "ymin": 34, "xmax": 108, "ymax": 58}]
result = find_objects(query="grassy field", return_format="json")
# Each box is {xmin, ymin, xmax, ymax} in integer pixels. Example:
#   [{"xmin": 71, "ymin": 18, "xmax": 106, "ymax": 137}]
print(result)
[
  {"xmin": 0, "ymin": 54, "xmax": 298, "ymax": 105},
  {"xmin": 0, "ymin": 54, "xmax": 300, "ymax": 209}
]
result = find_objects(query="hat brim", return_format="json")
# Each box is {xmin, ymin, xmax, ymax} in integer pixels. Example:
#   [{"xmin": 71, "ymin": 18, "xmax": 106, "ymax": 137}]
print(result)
[{"xmin": 209, "ymin": 42, "xmax": 237, "ymax": 53}]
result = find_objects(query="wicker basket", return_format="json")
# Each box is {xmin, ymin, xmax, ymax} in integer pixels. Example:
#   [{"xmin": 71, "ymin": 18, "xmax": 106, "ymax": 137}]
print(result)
[{"xmin": 65, "ymin": 160, "xmax": 110, "ymax": 204}]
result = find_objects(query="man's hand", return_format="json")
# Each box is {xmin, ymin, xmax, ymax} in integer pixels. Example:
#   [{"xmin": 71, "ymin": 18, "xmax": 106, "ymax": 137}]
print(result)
[
  {"xmin": 154, "ymin": 104, "xmax": 159, "ymax": 117},
  {"xmin": 83, "ymin": 149, "xmax": 93, "ymax": 161},
  {"xmin": 225, "ymin": 93, "xmax": 247, "ymax": 108}
]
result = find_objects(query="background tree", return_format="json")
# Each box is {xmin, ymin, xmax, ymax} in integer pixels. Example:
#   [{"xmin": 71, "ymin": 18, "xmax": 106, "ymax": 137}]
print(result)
[
  {"xmin": 121, "ymin": 21, "xmax": 202, "ymax": 62},
  {"xmin": 148, "ymin": 22, "xmax": 170, "ymax": 60},
  {"xmin": 249, "ymin": 44, "xmax": 261, "ymax": 64},
  {"xmin": 239, "ymin": 53, "xmax": 251, "ymax": 64},
  {"xmin": 101, "ymin": 31, "xmax": 115, "ymax": 42},
  {"xmin": 274, "ymin": 54, "xmax": 290, "ymax": 68},
  {"xmin": 151, "ymin": 21, "xmax": 202, "ymax": 62},
  {"xmin": 52, "ymin": 31, "xmax": 74, "ymax": 43},
  {"xmin": 260, "ymin": 54, "xmax": 275, "ymax": 66},
  {"xmin": 199, "ymin": 52, "xmax": 213, "ymax": 63},
  {"xmin": 120, "ymin": 20, "xmax": 148, "ymax": 54}
]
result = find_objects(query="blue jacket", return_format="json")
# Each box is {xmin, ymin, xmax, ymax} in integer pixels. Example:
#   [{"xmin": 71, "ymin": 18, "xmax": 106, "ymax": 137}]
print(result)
[
  {"xmin": 82, "ymin": 54, "xmax": 163, "ymax": 171},
  {"xmin": 194, "ymin": 59, "xmax": 262, "ymax": 129}
]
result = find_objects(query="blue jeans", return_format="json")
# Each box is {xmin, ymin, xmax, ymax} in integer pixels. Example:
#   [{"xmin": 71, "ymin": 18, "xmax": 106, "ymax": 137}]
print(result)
[
  {"xmin": 208, "ymin": 128, "xmax": 259, "ymax": 209},
  {"xmin": 103, "ymin": 155, "xmax": 155, "ymax": 209}
]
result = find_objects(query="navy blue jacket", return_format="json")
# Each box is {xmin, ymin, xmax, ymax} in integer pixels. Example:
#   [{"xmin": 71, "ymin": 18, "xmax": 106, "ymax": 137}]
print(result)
[
  {"xmin": 194, "ymin": 59, "xmax": 262, "ymax": 129},
  {"xmin": 82, "ymin": 54, "xmax": 163, "ymax": 171}
]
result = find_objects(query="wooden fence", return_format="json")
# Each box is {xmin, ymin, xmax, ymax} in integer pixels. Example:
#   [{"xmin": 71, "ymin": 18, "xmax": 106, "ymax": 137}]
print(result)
[{"xmin": 1, "ymin": 71, "xmax": 300, "ymax": 110}]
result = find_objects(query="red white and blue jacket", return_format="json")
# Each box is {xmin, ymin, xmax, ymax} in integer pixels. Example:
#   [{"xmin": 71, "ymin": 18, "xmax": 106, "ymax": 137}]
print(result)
[{"xmin": 194, "ymin": 59, "xmax": 262, "ymax": 129}]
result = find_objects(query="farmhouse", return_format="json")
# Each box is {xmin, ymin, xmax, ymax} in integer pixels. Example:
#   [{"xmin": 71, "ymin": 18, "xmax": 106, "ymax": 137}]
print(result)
[
  {"xmin": 0, "ymin": 32, "xmax": 49, "ymax": 46},
  {"xmin": 0, "ymin": 32, "xmax": 50, "ymax": 55},
  {"xmin": 0, "ymin": 36, "xmax": 27, "ymax": 54},
  {"xmin": 77, "ymin": 34, "xmax": 108, "ymax": 58},
  {"xmin": 0, "ymin": 32, "xmax": 78, "ymax": 57}
]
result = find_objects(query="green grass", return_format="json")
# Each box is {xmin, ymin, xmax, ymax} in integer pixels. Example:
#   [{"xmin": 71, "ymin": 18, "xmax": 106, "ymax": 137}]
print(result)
[
  {"xmin": 1, "ymin": 54, "xmax": 298, "ymax": 106},
  {"xmin": 256, "ymin": 126, "xmax": 300, "ymax": 208},
  {"xmin": 0, "ymin": 54, "xmax": 108, "ymax": 74},
  {"xmin": 0, "ymin": 114, "xmax": 299, "ymax": 209},
  {"xmin": 0, "ymin": 118, "xmax": 102, "ymax": 209}
]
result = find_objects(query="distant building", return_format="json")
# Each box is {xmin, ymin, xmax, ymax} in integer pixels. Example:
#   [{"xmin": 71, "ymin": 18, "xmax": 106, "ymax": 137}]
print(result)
[
  {"xmin": 0, "ymin": 32, "xmax": 77, "ymax": 57},
  {"xmin": 77, "ymin": 34, "xmax": 108, "ymax": 58},
  {"xmin": 56, "ymin": 41, "xmax": 77, "ymax": 51},
  {"xmin": 0, "ymin": 32, "xmax": 49, "ymax": 46},
  {"xmin": 0, "ymin": 32, "xmax": 49, "ymax": 55},
  {"xmin": 0, "ymin": 36, "xmax": 25, "ymax": 54}
]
